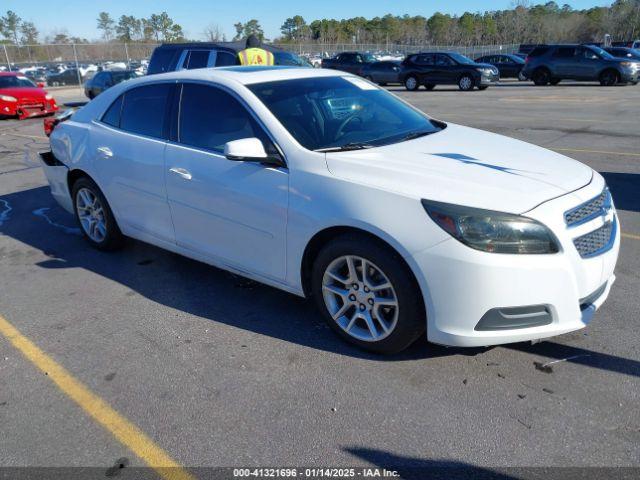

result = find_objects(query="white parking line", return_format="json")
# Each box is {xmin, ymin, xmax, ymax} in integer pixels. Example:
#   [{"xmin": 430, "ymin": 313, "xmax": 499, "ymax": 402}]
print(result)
[
  {"xmin": 0, "ymin": 199, "xmax": 11, "ymax": 226},
  {"xmin": 32, "ymin": 208, "xmax": 81, "ymax": 236}
]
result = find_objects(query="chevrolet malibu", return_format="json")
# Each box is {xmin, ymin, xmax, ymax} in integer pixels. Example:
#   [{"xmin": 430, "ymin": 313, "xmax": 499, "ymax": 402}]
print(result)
[{"xmin": 40, "ymin": 67, "xmax": 619, "ymax": 354}]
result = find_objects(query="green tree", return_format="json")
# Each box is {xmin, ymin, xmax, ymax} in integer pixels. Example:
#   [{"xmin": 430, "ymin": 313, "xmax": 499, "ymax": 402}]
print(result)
[
  {"xmin": 116, "ymin": 15, "xmax": 142, "ymax": 42},
  {"xmin": 1, "ymin": 10, "xmax": 22, "ymax": 44},
  {"xmin": 20, "ymin": 21, "xmax": 38, "ymax": 44},
  {"xmin": 97, "ymin": 12, "xmax": 115, "ymax": 41}
]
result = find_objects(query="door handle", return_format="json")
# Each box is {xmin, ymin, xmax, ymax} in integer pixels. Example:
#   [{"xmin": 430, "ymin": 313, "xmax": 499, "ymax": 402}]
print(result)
[
  {"xmin": 169, "ymin": 167, "xmax": 192, "ymax": 180},
  {"xmin": 96, "ymin": 146, "xmax": 113, "ymax": 158}
]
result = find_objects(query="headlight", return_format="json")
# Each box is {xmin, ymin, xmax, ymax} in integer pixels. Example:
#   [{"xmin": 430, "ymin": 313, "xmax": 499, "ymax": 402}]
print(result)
[
  {"xmin": 421, "ymin": 199, "xmax": 560, "ymax": 254},
  {"xmin": 45, "ymin": 93, "xmax": 53, "ymax": 100},
  {"xmin": 0, "ymin": 95, "xmax": 17, "ymax": 102},
  {"xmin": 476, "ymin": 67, "xmax": 494, "ymax": 75}
]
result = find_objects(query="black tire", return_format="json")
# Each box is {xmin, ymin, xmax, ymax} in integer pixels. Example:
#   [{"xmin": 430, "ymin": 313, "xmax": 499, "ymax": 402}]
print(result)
[
  {"xmin": 532, "ymin": 68, "xmax": 550, "ymax": 86},
  {"xmin": 379, "ymin": 82, "xmax": 387, "ymax": 86},
  {"xmin": 311, "ymin": 233, "xmax": 426, "ymax": 354},
  {"xmin": 87, "ymin": 91, "xmax": 95, "ymax": 100},
  {"xmin": 478, "ymin": 85, "xmax": 489, "ymax": 91},
  {"xmin": 424, "ymin": 84, "xmax": 435, "ymax": 91},
  {"xmin": 404, "ymin": 75, "xmax": 420, "ymax": 91},
  {"xmin": 599, "ymin": 69, "xmax": 619, "ymax": 86},
  {"xmin": 71, "ymin": 176, "xmax": 124, "ymax": 251},
  {"xmin": 458, "ymin": 74, "xmax": 474, "ymax": 91},
  {"xmin": 631, "ymin": 81, "xmax": 639, "ymax": 86},
  {"xmin": 550, "ymin": 78, "xmax": 561, "ymax": 85}
]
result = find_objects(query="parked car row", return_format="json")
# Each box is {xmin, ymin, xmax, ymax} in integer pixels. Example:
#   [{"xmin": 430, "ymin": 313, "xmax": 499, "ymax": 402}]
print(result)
[{"xmin": 319, "ymin": 44, "xmax": 640, "ymax": 90}]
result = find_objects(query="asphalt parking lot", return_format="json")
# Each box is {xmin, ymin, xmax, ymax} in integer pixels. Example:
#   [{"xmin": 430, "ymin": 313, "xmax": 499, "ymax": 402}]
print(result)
[{"xmin": 0, "ymin": 81, "xmax": 638, "ymax": 477}]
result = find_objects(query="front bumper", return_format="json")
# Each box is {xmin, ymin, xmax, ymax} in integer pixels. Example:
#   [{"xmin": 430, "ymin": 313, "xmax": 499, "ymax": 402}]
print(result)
[
  {"xmin": 620, "ymin": 68, "xmax": 639, "ymax": 83},
  {"xmin": 1, "ymin": 100, "xmax": 58, "ymax": 120},
  {"xmin": 479, "ymin": 73, "xmax": 500, "ymax": 85},
  {"xmin": 410, "ymin": 176, "xmax": 620, "ymax": 347}
]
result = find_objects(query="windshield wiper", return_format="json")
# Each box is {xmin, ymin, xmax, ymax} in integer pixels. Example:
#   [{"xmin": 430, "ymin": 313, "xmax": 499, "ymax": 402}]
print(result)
[
  {"xmin": 316, "ymin": 143, "xmax": 375, "ymax": 153},
  {"xmin": 401, "ymin": 130, "xmax": 435, "ymax": 141}
]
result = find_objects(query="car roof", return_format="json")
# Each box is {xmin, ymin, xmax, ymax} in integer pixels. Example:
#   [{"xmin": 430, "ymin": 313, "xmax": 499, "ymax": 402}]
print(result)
[{"xmin": 128, "ymin": 66, "xmax": 350, "ymax": 86}]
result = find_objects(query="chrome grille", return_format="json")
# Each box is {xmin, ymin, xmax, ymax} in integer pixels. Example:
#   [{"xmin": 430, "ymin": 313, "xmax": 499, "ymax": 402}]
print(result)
[
  {"xmin": 564, "ymin": 189, "xmax": 610, "ymax": 227},
  {"xmin": 573, "ymin": 221, "xmax": 615, "ymax": 258}
]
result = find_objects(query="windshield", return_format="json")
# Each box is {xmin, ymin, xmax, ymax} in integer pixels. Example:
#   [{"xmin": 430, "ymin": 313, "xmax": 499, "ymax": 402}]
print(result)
[
  {"xmin": 0, "ymin": 76, "xmax": 37, "ymax": 88},
  {"xmin": 248, "ymin": 76, "xmax": 443, "ymax": 151},
  {"xmin": 588, "ymin": 46, "xmax": 614, "ymax": 59},
  {"xmin": 274, "ymin": 52, "xmax": 310, "ymax": 67},
  {"xmin": 362, "ymin": 53, "xmax": 376, "ymax": 63},
  {"xmin": 448, "ymin": 53, "xmax": 476, "ymax": 65}
]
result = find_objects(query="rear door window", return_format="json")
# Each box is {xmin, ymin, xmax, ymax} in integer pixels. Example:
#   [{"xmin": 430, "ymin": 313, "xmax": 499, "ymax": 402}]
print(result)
[
  {"xmin": 529, "ymin": 46, "xmax": 550, "ymax": 57},
  {"xmin": 148, "ymin": 48, "xmax": 177, "ymax": 74},
  {"xmin": 120, "ymin": 84, "xmax": 172, "ymax": 139},
  {"xmin": 553, "ymin": 47, "xmax": 576, "ymax": 58},
  {"xmin": 416, "ymin": 54, "xmax": 434, "ymax": 66},
  {"xmin": 186, "ymin": 50, "xmax": 210, "ymax": 69}
]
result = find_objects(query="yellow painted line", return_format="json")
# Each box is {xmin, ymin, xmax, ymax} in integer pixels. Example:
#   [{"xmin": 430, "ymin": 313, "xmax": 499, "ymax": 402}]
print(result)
[
  {"xmin": 553, "ymin": 147, "xmax": 640, "ymax": 158},
  {"xmin": 622, "ymin": 232, "xmax": 640, "ymax": 241},
  {"xmin": 0, "ymin": 314, "xmax": 194, "ymax": 480},
  {"xmin": 1, "ymin": 132, "xmax": 47, "ymax": 140}
]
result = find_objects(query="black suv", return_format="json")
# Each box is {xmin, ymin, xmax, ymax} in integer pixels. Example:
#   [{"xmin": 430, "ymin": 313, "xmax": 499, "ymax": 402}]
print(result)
[
  {"xmin": 400, "ymin": 52, "xmax": 499, "ymax": 91},
  {"xmin": 522, "ymin": 44, "xmax": 640, "ymax": 86},
  {"xmin": 147, "ymin": 43, "xmax": 240, "ymax": 74},
  {"xmin": 147, "ymin": 42, "xmax": 307, "ymax": 75}
]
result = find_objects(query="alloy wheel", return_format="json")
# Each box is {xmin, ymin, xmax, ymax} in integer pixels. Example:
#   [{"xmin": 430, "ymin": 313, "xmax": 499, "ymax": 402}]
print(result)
[
  {"xmin": 459, "ymin": 76, "xmax": 473, "ymax": 90},
  {"xmin": 405, "ymin": 76, "xmax": 418, "ymax": 90},
  {"xmin": 76, "ymin": 187, "xmax": 107, "ymax": 243},
  {"xmin": 321, "ymin": 255, "xmax": 399, "ymax": 342}
]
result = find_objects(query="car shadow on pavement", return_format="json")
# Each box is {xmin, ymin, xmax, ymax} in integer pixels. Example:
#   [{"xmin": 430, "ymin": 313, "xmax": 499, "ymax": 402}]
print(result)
[
  {"xmin": 0, "ymin": 186, "xmax": 471, "ymax": 362},
  {"xmin": 2, "ymin": 186, "xmax": 640, "ymax": 371},
  {"xmin": 600, "ymin": 172, "xmax": 640, "ymax": 213},
  {"xmin": 343, "ymin": 447, "xmax": 517, "ymax": 479}
]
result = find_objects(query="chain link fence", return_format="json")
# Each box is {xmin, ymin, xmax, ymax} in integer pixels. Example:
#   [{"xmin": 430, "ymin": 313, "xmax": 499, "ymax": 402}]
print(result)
[
  {"xmin": 274, "ymin": 43, "xmax": 521, "ymax": 59},
  {"xmin": 2, "ymin": 42, "xmax": 521, "ymax": 68}
]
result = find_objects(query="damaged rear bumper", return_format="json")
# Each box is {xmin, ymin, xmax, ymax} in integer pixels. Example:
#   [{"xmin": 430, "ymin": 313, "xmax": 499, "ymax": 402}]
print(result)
[{"xmin": 26, "ymin": 149, "xmax": 73, "ymax": 214}]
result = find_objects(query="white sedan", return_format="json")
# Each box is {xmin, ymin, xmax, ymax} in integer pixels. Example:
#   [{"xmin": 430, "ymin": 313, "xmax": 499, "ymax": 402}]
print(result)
[{"xmin": 40, "ymin": 66, "xmax": 619, "ymax": 354}]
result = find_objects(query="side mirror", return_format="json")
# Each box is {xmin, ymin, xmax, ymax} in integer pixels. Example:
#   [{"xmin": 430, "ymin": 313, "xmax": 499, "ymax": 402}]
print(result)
[{"xmin": 224, "ymin": 138, "xmax": 284, "ymax": 167}]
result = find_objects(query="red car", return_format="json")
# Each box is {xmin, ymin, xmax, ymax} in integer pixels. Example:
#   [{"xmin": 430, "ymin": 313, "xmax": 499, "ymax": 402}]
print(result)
[{"xmin": 0, "ymin": 72, "xmax": 58, "ymax": 120}]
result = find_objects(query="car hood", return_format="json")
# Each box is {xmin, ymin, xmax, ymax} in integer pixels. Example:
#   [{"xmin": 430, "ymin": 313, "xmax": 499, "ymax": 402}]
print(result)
[
  {"xmin": 474, "ymin": 62, "xmax": 497, "ymax": 70},
  {"xmin": 0, "ymin": 87, "xmax": 46, "ymax": 99},
  {"xmin": 324, "ymin": 123, "xmax": 593, "ymax": 214}
]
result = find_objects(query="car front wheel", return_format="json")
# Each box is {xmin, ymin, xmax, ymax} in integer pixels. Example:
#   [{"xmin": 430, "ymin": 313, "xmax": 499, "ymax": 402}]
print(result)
[
  {"xmin": 72, "ymin": 177, "xmax": 124, "ymax": 251},
  {"xmin": 404, "ymin": 75, "xmax": 419, "ymax": 91},
  {"xmin": 458, "ymin": 75, "xmax": 474, "ymax": 91},
  {"xmin": 311, "ymin": 234, "xmax": 425, "ymax": 354},
  {"xmin": 599, "ymin": 69, "xmax": 619, "ymax": 86}
]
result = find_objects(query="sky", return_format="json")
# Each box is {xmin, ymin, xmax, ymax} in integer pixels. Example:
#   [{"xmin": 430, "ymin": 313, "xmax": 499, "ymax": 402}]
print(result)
[{"xmin": 5, "ymin": 0, "xmax": 612, "ymax": 42}]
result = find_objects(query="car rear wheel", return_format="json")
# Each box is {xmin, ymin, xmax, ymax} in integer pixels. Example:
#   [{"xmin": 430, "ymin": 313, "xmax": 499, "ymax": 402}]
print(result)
[
  {"xmin": 458, "ymin": 75, "xmax": 474, "ymax": 91},
  {"xmin": 72, "ymin": 177, "xmax": 124, "ymax": 251},
  {"xmin": 311, "ymin": 234, "xmax": 425, "ymax": 354},
  {"xmin": 404, "ymin": 75, "xmax": 419, "ymax": 91},
  {"xmin": 599, "ymin": 69, "xmax": 619, "ymax": 86},
  {"xmin": 532, "ymin": 68, "xmax": 550, "ymax": 86}
]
